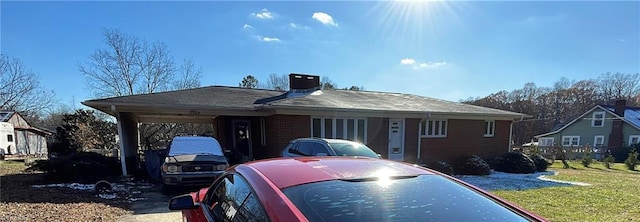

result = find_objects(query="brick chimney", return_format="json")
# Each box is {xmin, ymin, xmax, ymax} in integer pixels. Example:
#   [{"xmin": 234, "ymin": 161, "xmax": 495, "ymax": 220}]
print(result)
[
  {"xmin": 289, "ymin": 73, "xmax": 320, "ymax": 91},
  {"xmin": 608, "ymin": 99, "xmax": 626, "ymax": 148},
  {"xmin": 614, "ymin": 99, "xmax": 626, "ymax": 117}
]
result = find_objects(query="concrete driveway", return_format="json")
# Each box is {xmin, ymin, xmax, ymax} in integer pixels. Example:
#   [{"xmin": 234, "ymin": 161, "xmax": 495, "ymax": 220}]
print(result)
[{"xmin": 118, "ymin": 186, "xmax": 183, "ymax": 222}]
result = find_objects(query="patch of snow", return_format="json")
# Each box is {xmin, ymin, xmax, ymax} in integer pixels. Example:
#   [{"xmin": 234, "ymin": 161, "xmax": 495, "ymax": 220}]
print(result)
[
  {"xmin": 32, "ymin": 183, "xmax": 94, "ymax": 190},
  {"xmin": 99, "ymin": 193, "xmax": 118, "ymax": 199},
  {"xmin": 456, "ymin": 170, "xmax": 590, "ymax": 191},
  {"xmin": 537, "ymin": 171, "xmax": 591, "ymax": 186},
  {"xmin": 31, "ymin": 181, "xmax": 156, "ymax": 201},
  {"xmin": 129, "ymin": 197, "xmax": 147, "ymax": 202}
]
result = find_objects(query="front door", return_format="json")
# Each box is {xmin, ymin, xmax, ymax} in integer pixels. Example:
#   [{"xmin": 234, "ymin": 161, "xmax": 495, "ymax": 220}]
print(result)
[
  {"xmin": 232, "ymin": 120, "xmax": 252, "ymax": 162},
  {"xmin": 388, "ymin": 119, "xmax": 405, "ymax": 161}
]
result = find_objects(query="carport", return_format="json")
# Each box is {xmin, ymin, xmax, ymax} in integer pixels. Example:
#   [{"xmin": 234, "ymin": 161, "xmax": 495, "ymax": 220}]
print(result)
[{"xmin": 82, "ymin": 87, "xmax": 284, "ymax": 176}]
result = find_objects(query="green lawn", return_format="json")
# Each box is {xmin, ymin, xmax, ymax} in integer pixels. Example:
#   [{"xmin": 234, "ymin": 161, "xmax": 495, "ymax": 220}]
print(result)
[{"xmin": 492, "ymin": 161, "xmax": 640, "ymax": 222}]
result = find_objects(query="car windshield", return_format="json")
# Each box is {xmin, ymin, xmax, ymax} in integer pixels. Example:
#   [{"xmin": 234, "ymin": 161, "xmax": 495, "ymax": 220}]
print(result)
[
  {"xmin": 328, "ymin": 142, "xmax": 379, "ymax": 158},
  {"xmin": 282, "ymin": 175, "xmax": 532, "ymax": 222},
  {"xmin": 168, "ymin": 137, "xmax": 224, "ymax": 156}
]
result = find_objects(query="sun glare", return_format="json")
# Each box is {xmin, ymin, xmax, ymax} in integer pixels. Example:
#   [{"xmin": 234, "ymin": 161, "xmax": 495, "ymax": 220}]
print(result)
[
  {"xmin": 371, "ymin": 169, "xmax": 396, "ymax": 188},
  {"xmin": 366, "ymin": 0, "xmax": 469, "ymax": 48}
]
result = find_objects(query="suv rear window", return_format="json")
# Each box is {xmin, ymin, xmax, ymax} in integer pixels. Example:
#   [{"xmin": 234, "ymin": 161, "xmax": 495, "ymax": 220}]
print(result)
[
  {"xmin": 282, "ymin": 175, "xmax": 531, "ymax": 221},
  {"xmin": 328, "ymin": 142, "xmax": 378, "ymax": 158}
]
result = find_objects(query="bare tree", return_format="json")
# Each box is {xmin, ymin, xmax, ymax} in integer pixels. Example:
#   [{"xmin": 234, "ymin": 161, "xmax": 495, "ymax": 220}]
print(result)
[
  {"xmin": 174, "ymin": 58, "xmax": 202, "ymax": 90},
  {"xmin": 78, "ymin": 28, "xmax": 203, "ymax": 151},
  {"xmin": 79, "ymin": 28, "xmax": 200, "ymax": 97},
  {"xmin": 0, "ymin": 54, "xmax": 55, "ymax": 118},
  {"xmin": 263, "ymin": 73, "xmax": 289, "ymax": 91},
  {"xmin": 597, "ymin": 72, "xmax": 640, "ymax": 104}
]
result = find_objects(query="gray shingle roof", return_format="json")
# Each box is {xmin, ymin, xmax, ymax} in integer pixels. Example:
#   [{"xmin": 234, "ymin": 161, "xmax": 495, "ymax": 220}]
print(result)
[
  {"xmin": 84, "ymin": 86, "xmax": 283, "ymax": 110},
  {"xmin": 263, "ymin": 90, "xmax": 525, "ymax": 116},
  {"xmin": 83, "ymin": 86, "xmax": 526, "ymax": 118},
  {"xmin": 603, "ymin": 105, "xmax": 640, "ymax": 128}
]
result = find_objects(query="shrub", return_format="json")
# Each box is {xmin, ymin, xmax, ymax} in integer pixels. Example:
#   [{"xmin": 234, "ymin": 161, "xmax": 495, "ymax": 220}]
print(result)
[
  {"xmin": 624, "ymin": 149, "xmax": 639, "ymax": 171},
  {"xmin": 602, "ymin": 154, "xmax": 615, "ymax": 169},
  {"xmin": 581, "ymin": 148, "xmax": 594, "ymax": 167},
  {"xmin": 491, "ymin": 152, "xmax": 536, "ymax": 174},
  {"xmin": 529, "ymin": 154, "xmax": 550, "ymax": 172},
  {"xmin": 423, "ymin": 161, "xmax": 455, "ymax": 175},
  {"xmin": 29, "ymin": 152, "xmax": 121, "ymax": 183},
  {"xmin": 453, "ymin": 155, "xmax": 490, "ymax": 175}
]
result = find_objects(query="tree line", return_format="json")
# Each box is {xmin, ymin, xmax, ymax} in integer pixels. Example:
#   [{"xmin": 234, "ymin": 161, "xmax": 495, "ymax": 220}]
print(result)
[{"xmin": 462, "ymin": 72, "xmax": 640, "ymax": 145}]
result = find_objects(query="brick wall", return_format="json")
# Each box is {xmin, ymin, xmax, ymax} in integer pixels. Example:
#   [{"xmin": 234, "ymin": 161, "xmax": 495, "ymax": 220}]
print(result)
[
  {"xmin": 264, "ymin": 114, "xmax": 310, "ymax": 158},
  {"xmin": 419, "ymin": 119, "xmax": 511, "ymax": 163}
]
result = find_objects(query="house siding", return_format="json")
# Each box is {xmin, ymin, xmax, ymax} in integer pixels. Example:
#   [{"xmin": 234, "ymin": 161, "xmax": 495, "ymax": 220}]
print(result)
[
  {"xmin": 622, "ymin": 124, "xmax": 640, "ymax": 146},
  {"xmin": 419, "ymin": 119, "xmax": 510, "ymax": 163},
  {"xmin": 5, "ymin": 113, "xmax": 49, "ymax": 155}
]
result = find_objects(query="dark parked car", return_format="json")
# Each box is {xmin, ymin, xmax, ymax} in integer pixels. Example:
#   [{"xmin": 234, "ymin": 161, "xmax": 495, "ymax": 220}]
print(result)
[
  {"xmin": 169, "ymin": 157, "xmax": 547, "ymax": 222},
  {"xmin": 281, "ymin": 138, "xmax": 380, "ymax": 158},
  {"xmin": 161, "ymin": 136, "xmax": 229, "ymax": 189}
]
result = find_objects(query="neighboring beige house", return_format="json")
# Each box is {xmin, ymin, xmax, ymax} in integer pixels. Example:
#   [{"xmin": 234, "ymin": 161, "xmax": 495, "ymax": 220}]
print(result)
[{"xmin": 0, "ymin": 111, "xmax": 51, "ymax": 156}]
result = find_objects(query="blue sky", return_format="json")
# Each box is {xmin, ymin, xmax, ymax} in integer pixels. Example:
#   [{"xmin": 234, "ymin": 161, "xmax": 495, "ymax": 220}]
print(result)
[{"xmin": 2, "ymin": 1, "xmax": 639, "ymax": 109}]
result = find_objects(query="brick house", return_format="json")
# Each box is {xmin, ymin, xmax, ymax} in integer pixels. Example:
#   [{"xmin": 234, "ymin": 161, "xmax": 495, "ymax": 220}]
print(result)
[{"xmin": 83, "ymin": 74, "xmax": 527, "ymax": 175}]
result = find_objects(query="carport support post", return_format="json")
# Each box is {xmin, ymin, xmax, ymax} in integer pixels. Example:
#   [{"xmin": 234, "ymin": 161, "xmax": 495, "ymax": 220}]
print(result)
[
  {"xmin": 112, "ymin": 106, "xmax": 140, "ymax": 177},
  {"xmin": 112, "ymin": 105, "xmax": 128, "ymax": 176}
]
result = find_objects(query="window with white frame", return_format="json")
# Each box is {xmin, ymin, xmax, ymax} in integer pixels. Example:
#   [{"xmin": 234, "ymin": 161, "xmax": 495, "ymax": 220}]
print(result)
[
  {"xmin": 591, "ymin": 112, "xmax": 605, "ymax": 127},
  {"xmin": 593, "ymin": 135, "xmax": 605, "ymax": 148},
  {"xmin": 484, "ymin": 120, "xmax": 495, "ymax": 137},
  {"xmin": 562, "ymin": 136, "xmax": 580, "ymax": 147},
  {"xmin": 420, "ymin": 119, "xmax": 447, "ymax": 137},
  {"xmin": 311, "ymin": 117, "xmax": 367, "ymax": 143},
  {"xmin": 629, "ymin": 135, "xmax": 640, "ymax": 146},
  {"xmin": 538, "ymin": 137, "xmax": 554, "ymax": 146}
]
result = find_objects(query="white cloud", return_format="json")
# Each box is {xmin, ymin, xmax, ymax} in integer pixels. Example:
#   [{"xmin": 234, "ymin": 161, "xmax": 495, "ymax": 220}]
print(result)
[
  {"xmin": 416, "ymin": 62, "xmax": 448, "ymax": 70},
  {"xmin": 400, "ymin": 58, "xmax": 416, "ymax": 65},
  {"xmin": 400, "ymin": 58, "xmax": 448, "ymax": 70},
  {"xmin": 617, "ymin": 39, "xmax": 626, "ymax": 42},
  {"xmin": 243, "ymin": 24, "xmax": 253, "ymax": 29},
  {"xmin": 312, "ymin": 12, "xmax": 338, "ymax": 26},
  {"xmin": 251, "ymin": 9, "xmax": 273, "ymax": 19},
  {"xmin": 257, "ymin": 36, "xmax": 281, "ymax": 42},
  {"xmin": 289, "ymin": 23, "xmax": 310, "ymax": 29}
]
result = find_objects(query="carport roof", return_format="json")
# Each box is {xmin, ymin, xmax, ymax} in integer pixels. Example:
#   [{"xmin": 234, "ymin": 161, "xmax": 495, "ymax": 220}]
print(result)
[
  {"xmin": 83, "ymin": 86, "xmax": 528, "ymax": 120},
  {"xmin": 84, "ymin": 86, "xmax": 282, "ymax": 109}
]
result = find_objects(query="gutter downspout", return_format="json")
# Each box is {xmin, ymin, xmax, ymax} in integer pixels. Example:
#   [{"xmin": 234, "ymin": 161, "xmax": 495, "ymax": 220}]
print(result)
[
  {"xmin": 508, "ymin": 117, "xmax": 523, "ymax": 152},
  {"xmin": 417, "ymin": 113, "xmax": 430, "ymax": 162},
  {"xmin": 111, "ymin": 105, "xmax": 128, "ymax": 176}
]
